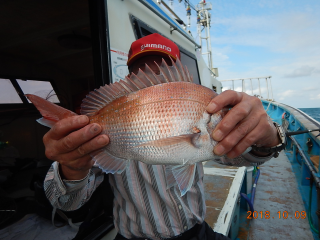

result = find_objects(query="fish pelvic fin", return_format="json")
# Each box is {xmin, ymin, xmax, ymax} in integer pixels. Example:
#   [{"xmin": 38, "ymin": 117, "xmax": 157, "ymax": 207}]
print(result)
[
  {"xmin": 26, "ymin": 94, "xmax": 77, "ymax": 128},
  {"xmin": 92, "ymin": 149, "xmax": 128, "ymax": 174},
  {"xmin": 80, "ymin": 57, "xmax": 194, "ymax": 116},
  {"xmin": 165, "ymin": 164, "xmax": 197, "ymax": 196},
  {"xmin": 135, "ymin": 133, "xmax": 201, "ymax": 148}
]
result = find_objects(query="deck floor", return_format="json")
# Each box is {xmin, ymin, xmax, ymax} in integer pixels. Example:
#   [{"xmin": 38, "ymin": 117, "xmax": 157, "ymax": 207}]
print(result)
[{"xmin": 238, "ymin": 152, "xmax": 313, "ymax": 240}]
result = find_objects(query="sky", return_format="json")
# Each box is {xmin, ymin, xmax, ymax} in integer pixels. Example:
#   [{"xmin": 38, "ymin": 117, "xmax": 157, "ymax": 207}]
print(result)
[{"xmin": 163, "ymin": 0, "xmax": 320, "ymax": 108}]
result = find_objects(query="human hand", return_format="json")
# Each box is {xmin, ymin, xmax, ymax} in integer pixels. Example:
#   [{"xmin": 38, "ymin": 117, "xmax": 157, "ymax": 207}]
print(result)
[
  {"xmin": 206, "ymin": 90, "xmax": 279, "ymax": 159},
  {"xmin": 43, "ymin": 115, "xmax": 109, "ymax": 180}
]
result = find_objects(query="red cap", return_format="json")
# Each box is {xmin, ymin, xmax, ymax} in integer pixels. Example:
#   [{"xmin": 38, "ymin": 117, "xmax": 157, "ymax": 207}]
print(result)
[{"xmin": 127, "ymin": 33, "xmax": 180, "ymax": 67}]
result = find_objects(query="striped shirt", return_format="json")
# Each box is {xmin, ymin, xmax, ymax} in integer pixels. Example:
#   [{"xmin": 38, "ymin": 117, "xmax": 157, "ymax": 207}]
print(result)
[{"xmin": 44, "ymin": 153, "xmax": 272, "ymax": 239}]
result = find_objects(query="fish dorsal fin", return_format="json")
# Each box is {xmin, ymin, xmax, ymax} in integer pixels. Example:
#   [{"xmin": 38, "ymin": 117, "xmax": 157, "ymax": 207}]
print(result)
[
  {"xmin": 185, "ymin": 66, "xmax": 193, "ymax": 83},
  {"xmin": 80, "ymin": 58, "xmax": 193, "ymax": 116},
  {"xmin": 135, "ymin": 68, "xmax": 155, "ymax": 86},
  {"xmin": 118, "ymin": 79, "xmax": 136, "ymax": 92},
  {"xmin": 143, "ymin": 64, "xmax": 162, "ymax": 84},
  {"xmin": 124, "ymin": 76, "xmax": 140, "ymax": 91},
  {"xmin": 168, "ymin": 57, "xmax": 183, "ymax": 81},
  {"xmin": 155, "ymin": 61, "xmax": 170, "ymax": 83},
  {"xmin": 173, "ymin": 58, "xmax": 188, "ymax": 81},
  {"xmin": 160, "ymin": 58, "xmax": 177, "ymax": 82},
  {"xmin": 129, "ymin": 73, "xmax": 148, "ymax": 89}
]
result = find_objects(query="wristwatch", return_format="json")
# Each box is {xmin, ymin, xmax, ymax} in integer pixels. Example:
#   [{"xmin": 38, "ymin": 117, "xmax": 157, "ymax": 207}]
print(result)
[{"xmin": 251, "ymin": 122, "xmax": 287, "ymax": 158}]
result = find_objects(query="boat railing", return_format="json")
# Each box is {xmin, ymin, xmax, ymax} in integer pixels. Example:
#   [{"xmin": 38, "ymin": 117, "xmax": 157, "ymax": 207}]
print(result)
[{"xmin": 220, "ymin": 76, "xmax": 273, "ymax": 101}]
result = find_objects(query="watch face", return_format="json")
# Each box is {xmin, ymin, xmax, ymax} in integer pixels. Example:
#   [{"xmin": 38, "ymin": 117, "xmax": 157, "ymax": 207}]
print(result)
[{"xmin": 275, "ymin": 123, "xmax": 287, "ymax": 150}]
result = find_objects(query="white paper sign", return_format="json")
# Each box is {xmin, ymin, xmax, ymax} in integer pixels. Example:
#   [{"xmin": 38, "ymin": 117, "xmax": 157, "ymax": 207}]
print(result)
[{"xmin": 110, "ymin": 48, "xmax": 129, "ymax": 83}]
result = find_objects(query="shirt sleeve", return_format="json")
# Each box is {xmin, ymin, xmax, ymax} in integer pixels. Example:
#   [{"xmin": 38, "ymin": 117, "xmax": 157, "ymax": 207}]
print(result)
[
  {"xmin": 213, "ymin": 151, "xmax": 275, "ymax": 167},
  {"xmin": 43, "ymin": 162, "xmax": 104, "ymax": 211}
]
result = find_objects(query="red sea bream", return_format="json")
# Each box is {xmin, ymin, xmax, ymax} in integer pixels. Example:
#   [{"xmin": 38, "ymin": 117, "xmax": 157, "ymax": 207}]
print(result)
[{"xmin": 26, "ymin": 58, "xmax": 223, "ymax": 195}]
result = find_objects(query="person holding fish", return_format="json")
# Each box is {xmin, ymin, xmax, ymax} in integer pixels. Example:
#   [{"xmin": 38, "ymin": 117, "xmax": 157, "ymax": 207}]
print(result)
[{"xmin": 29, "ymin": 33, "xmax": 286, "ymax": 240}]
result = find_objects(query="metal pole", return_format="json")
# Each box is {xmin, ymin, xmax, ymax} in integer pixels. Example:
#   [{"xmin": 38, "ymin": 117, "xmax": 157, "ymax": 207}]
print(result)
[
  {"xmin": 269, "ymin": 77, "xmax": 274, "ymax": 101},
  {"xmin": 290, "ymin": 136, "xmax": 320, "ymax": 188},
  {"xmin": 258, "ymin": 78, "xmax": 261, "ymax": 97},
  {"xmin": 232, "ymin": 80, "xmax": 234, "ymax": 90},
  {"xmin": 265, "ymin": 78, "xmax": 269, "ymax": 100},
  {"xmin": 242, "ymin": 79, "xmax": 246, "ymax": 93},
  {"xmin": 197, "ymin": 23, "xmax": 202, "ymax": 50},
  {"xmin": 250, "ymin": 79, "xmax": 253, "ymax": 96},
  {"xmin": 206, "ymin": 11, "xmax": 212, "ymax": 70}
]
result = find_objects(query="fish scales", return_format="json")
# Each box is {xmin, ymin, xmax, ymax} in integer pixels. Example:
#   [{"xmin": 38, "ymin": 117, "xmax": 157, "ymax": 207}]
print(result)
[
  {"xmin": 26, "ymin": 57, "xmax": 222, "ymax": 196},
  {"xmin": 88, "ymin": 82, "xmax": 219, "ymax": 165}
]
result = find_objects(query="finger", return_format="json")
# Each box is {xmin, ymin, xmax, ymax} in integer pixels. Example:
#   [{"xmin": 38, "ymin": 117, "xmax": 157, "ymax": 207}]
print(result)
[
  {"xmin": 206, "ymin": 90, "xmax": 243, "ymax": 113},
  {"xmin": 55, "ymin": 123, "xmax": 104, "ymax": 154},
  {"xmin": 45, "ymin": 115, "xmax": 90, "ymax": 141},
  {"xmin": 213, "ymin": 115, "xmax": 260, "ymax": 156},
  {"xmin": 212, "ymin": 101, "xmax": 253, "ymax": 141},
  {"xmin": 66, "ymin": 134, "xmax": 109, "ymax": 160},
  {"xmin": 225, "ymin": 118, "xmax": 270, "ymax": 158}
]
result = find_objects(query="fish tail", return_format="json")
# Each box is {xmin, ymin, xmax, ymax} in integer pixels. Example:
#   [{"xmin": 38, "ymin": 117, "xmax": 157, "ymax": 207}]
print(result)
[{"xmin": 26, "ymin": 94, "xmax": 78, "ymax": 128}]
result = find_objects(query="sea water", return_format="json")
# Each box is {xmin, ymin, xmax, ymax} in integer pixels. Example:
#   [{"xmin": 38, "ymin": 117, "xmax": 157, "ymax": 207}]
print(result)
[{"xmin": 299, "ymin": 108, "xmax": 320, "ymax": 123}]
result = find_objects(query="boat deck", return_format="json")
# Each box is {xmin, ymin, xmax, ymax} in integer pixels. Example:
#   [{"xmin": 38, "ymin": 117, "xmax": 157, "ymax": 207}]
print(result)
[
  {"xmin": 203, "ymin": 160, "xmax": 245, "ymax": 237},
  {"xmin": 203, "ymin": 152, "xmax": 314, "ymax": 239},
  {"xmin": 238, "ymin": 152, "xmax": 313, "ymax": 239}
]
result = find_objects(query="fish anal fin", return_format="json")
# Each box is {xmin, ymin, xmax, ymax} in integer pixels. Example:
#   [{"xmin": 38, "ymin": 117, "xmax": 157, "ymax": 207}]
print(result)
[{"xmin": 91, "ymin": 149, "xmax": 128, "ymax": 174}]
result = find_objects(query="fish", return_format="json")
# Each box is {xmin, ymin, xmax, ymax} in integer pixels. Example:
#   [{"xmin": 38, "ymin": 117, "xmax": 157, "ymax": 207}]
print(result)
[{"xmin": 26, "ymin": 57, "xmax": 223, "ymax": 196}]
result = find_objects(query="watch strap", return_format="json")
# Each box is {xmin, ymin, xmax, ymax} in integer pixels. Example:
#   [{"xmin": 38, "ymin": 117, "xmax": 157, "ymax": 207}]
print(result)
[{"xmin": 251, "ymin": 122, "xmax": 287, "ymax": 157}]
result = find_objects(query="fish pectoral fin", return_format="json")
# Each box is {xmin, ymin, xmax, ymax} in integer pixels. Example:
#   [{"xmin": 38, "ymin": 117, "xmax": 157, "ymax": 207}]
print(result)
[
  {"xmin": 165, "ymin": 164, "xmax": 196, "ymax": 196},
  {"xmin": 91, "ymin": 149, "xmax": 128, "ymax": 174},
  {"xmin": 135, "ymin": 133, "xmax": 201, "ymax": 148}
]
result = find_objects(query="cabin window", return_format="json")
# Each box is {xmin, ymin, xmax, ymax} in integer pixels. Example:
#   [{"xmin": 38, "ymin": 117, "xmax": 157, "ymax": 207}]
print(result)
[
  {"xmin": 0, "ymin": 78, "xmax": 59, "ymax": 105},
  {"xmin": 0, "ymin": 79, "xmax": 23, "ymax": 104},
  {"xmin": 180, "ymin": 52, "xmax": 200, "ymax": 85},
  {"xmin": 17, "ymin": 79, "xmax": 59, "ymax": 103}
]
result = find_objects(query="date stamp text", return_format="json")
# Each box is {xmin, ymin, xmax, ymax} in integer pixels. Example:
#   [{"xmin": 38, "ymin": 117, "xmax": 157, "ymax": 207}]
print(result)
[{"xmin": 247, "ymin": 211, "xmax": 306, "ymax": 219}]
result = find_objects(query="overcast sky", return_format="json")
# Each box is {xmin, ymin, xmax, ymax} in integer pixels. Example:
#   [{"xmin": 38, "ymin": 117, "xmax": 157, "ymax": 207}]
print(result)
[{"xmin": 163, "ymin": 0, "xmax": 320, "ymax": 108}]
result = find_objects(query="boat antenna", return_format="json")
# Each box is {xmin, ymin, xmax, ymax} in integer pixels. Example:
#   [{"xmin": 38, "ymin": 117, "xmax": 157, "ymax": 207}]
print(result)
[
  {"xmin": 195, "ymin": 1, "xmax": 215, "ymax": 75},
  {"xmin": 186, "ymin": 4, "xmax": 191, "ymax": 27}
]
